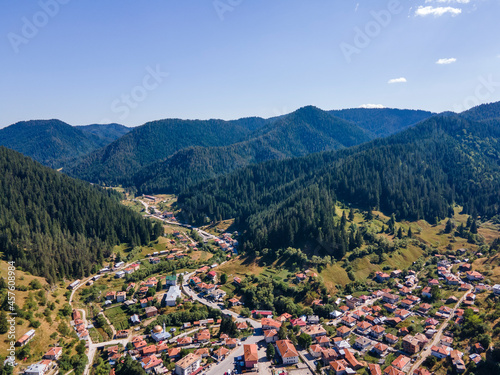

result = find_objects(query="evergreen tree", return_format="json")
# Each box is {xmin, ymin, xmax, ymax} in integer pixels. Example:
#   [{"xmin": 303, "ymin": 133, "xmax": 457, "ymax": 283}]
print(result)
[{"xmin": 348, "ymin": 208, "xmax": 355, "ymax": 221}]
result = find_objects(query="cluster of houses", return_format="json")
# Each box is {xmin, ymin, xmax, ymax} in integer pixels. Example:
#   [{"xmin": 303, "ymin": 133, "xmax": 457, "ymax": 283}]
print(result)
[
  {"xmin": 100, "ymin": 318, "xmax": 250, "ymax": 375},
  {"xmin": 188, "ymin": 265, "xmax": 230, "ymax": 302},
  {"xmin": 23, "ymin": 346, "xmax": 62, "ymax": 375},
  {"xmin": 214, "ymin": 232, "xmax": 238, "ymax": 255}
]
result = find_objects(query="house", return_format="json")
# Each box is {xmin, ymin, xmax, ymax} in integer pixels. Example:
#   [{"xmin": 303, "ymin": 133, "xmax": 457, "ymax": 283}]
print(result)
[
  {"xmin": 385, "ymin": 334, "xmax": 398, "ymax": 345},
  {"xmin": 370, "ymin": 325, "xmax": 385, "ymax": 339},
  {"xmin": 106, "ymin": 291, "xmax": 117, "ymax": 301},
  {"xmin": 493, "ymin": 284, "xmax": 500, "ymax": 295},
  {"xmin": 431, "ymin": 345, "xmax": 450, "ymax": 359},
  {"xmin": 382, "ymin": 292, "xmax": 399, "ymax": 305},
  {"xmin": 344, "ymin": 349, "xmax": 363, "ymax": 370},
  {"xmin": 346, "ymin": 296, "xmax": 362, "ymax": 309},
  {"xmin": 233, "ymin": 277, "xmax": 242, "ymax": 285},
  {"xmin": 144, "ymin": 306, "xmax": 158, "ymax": 318},
  {"xmin": 402, "ymin": 335, "xmax": 421, "ymax": 355},
  {"xmin": 130, "ymin": 314, "xmax": 141, "ymax": 325},
  {"xmin": 279, "ymin": 312, "xmax": 292, "ymax": 322},
  {"xmin": 307, "ymin": 315, "xmax": 320, "ymax": 324},
  {"xmin": 341, "ymin": 316, "xmax": 356, "ymax": 327},
  {"xmin": 356, "ymin": 321, "xmax": 372, "ymax": 335},
  {"xmin": 276, "ymin": 340, "xmax": 299, "ymax": 365},
  {"xmin": 417, "ymin": 303, "xmax": 432, "ymax": 315},
  {"xmin": 316, "ymin": 335, "xmax": 330, "ymax": 347},
  {"xmin": 466, "ymin": 271, "xmax": 484, "ymax": 281},
  {"xmin": 384, "ymin": 366, "xmax": 405, "ymax": 375},
  {"xmin": 300, "ymin": 324, "xmax": 327, "ymax": 339},
  {"xmin": 391, "ymin": 270, "xmax": 403, "ymax": 278},
  {"xmin": 296, "ymin": 273, "xmax": 307, "ymax": 282},
  {"xmin": 43, "ymin": 347, "xmax": 62, "ymax": 360},
  {"xmin": 164, "ymin": 274, "xmax": 177, "ymax": 287},
  {"xmin": 399, "ymin": 299, "xmax": 414, "ymax": 309},
  {"xmin": 213, "ymin": 346, "xmax": 230, "ymax": 360},
  {"xmin": 177, "ymin": 336, "xmax": 192, "ymax": 346},
  {"xmin": 195, "ymin": 329, "xmax": 210, "ymax": 343},
  {"xmin": 141, "ymin": 355, "xmax": 163, "ymax": 373},
  {"xmin": 422, "ymin": 287, "xmax": 432, "ymax": 299},
  {"xmin": 369, "ymin": 363, "xmax": 382, "ymax": 375},
  {"xmin": 413, "ymin": 368, "xmax": 432, "ymax": 375},
  {"xmin": 375, "ymin": 271, "xmax": 391, "ymax": 282},
  {"xmin": 244, "ymin": 344, "xmax": 259, "ymax": 368},
  {"xmin": 383, "ymin": 303, "xmax": 397, "ymax": 313},
  {"xmin": 72, "ymin": 309, "xmax": 81, "ymax": 321},
  {"xmin": 337, "ymin": 325, "xmax": 351, "ymax": 338},
  {"xmin": 372, "ymin": 342, "xmax": 388, "ymax": 356},
  {"xmin": 225, "ymin": 338, "xmax": 239, "ymax": 348},
  {"xmin": 395, "ymin": 309, "xmax": 411, "ymax": 320},
  {"xmin": 193, "ymin": 348, "xmax": 210, "ymax": 359},
  {"xmin": 208, "ymin": 288, "xmax": 226, "ymax": 301},
  {"xmin": 309, "ymin": 344, "xmax": 323, "ymax": 358},
  {"xmin": 116, "ymin": 291, "xmax": 126, "ymax": 303},
  {"xmin": 354, "ymin": 336, "xmax": 371, "ymax": 350},
  {"xmin": 207, "ymin": 270, "xmax": 216, "ymax": 280},
  {"xmin": 427, "ymin": 279, "xmax": 439, "ymax": 287},
  {"xmin": 236, "ymin": 321, "xmax": 248, "ymax": 330},
  {"xmin": 162, "ymin": 285, "xmax": 182, "ymax": 307},
  {"xmin": 329, "ymin": 360, "xmax": 347, "ymax": 375},
  {"xmin": 252, "ymin": 310, "xmax": 273, "ymax": 318},
  {"xmin": 392, "ymin": 355, "xmax": 411, "ymax": 372},
  {"xmin": 24, "ymin": 360, "xmax": 52, "ymax": 375},
  {"xmin": 440, "ymin": 336, "xmax": 453, "ymax": 347},
  {"xmin": 264, "ymin": 329, "xmax": 278, "ymax": 343},
  {"xmin": 174, "ymin": 353, "xmax": 201, "ymax": 375},
  {"xmin": 261, "ymin": 318, "xmax": 281, "ymax": 330},
  {"xmin": 115, "ymin": 330, "xmax": 129, "ymax": 339},
  {"xmin": 321, "ymin": 348, "xmax": 339, "ymax": 365}
]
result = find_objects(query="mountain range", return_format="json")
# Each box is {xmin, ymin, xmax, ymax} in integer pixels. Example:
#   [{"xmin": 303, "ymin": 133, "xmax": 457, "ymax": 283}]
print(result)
[{"xmin": 0, "ymin": 120, "xmax": 130, "ymax": 168}]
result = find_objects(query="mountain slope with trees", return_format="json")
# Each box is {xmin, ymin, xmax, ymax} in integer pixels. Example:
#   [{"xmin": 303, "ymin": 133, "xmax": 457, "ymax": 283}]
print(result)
[
  {"xmin": 0, "ymin": 120, "xmax": 106, "ymax": 168},
  {"xmin": 0, "ymin": 147, "xmax": 163, "ymax": 283},
  {"xmin": 132, "ymin": 106, "xmax": 373, "ymax": 194},
  {"xmin": 328, "ymin": 108, "xmax": 434, "ymax": 137},
  {"xmin": 76, "ymin": 123, "xmax": 131, "ymax": 147},
  {"xmin": 67, "ymin": 117, "xmax": 268, "ymax": 185},
  {"xmin": 177, "ymin": 114, "xmax": 500, "ymax": 258}
]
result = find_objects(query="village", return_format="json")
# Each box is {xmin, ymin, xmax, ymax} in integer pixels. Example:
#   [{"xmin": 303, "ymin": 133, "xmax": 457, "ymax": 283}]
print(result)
[{"xmin": 11, "ymin": 196, "xmax": 500, "ymax": 375}]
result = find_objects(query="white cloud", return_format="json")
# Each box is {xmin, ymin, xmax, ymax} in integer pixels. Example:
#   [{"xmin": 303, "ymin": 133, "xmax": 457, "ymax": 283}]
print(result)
[
  {"xmin": 415, "ymin": 6, "xmax": 462, "ymax": 16},
  {"xmin": 388, "ymin": 77, "xmax": 407, "ymax": 84},
  {"xmin": 359, "ymin": 104, "xmax": 386, "ymax": 109},
  {"xmin": 436, "ymin": 57, "xmax": 457, "ymax": 64},
  {"xmin": 355, "ymin": 3, "xmax": 359, "ymax": 12}
]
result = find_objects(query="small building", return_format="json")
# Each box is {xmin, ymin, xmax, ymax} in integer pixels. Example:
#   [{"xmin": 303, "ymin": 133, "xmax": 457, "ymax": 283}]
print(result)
[
  {"xmin": 276, "ymin": 339, "xmax": 299, "ymax": 365},
  {"xmin": 43, "ymin": 347, "xmax": 62, "ymax": 360},
  {"xmin": 144, "ymin": 306, "xmax": 158, "ymax": 318},
  {"xmin": 243, "ymin": 344, "xmax": 259, "ymax": 368},
  {"xmin": 174, "ymin": 353, "xmax": 201, "ymax": 375},
  {"xmin": 162, "ymin": 286, "xmax": 182, "ymax": 307},
  {"xmin": 16, "ymin": 329, "xmax": 35, "ymax": 347}
]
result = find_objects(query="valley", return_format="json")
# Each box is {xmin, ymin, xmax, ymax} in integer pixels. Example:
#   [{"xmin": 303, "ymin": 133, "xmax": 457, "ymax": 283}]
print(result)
[{"xmin": 0, "ymin": 103, "xmax": 500, "ymax": 375}]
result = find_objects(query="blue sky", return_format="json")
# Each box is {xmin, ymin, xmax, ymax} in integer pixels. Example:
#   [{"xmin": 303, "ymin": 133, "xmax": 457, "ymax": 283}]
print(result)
[{"xmin": 1, "ymin": 0, "xmax": 499, "ymax": 127}]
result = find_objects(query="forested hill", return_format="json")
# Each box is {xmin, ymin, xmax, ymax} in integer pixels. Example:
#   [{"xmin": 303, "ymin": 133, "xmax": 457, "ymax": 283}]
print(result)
[
  {"xmin": 132, "ymin": 106, "xmax": 373, "ymax": 194},
  {"xmin": 0, "ymin": 120, "xmax": 106, "ymax": 168},
  {"xmin": 460, "ymin": 101, "xmax": 500, "ymax": 121},
  {"xmin": 177, "ymin": 114, "xmax": 500, "ymax": 258},
  {"xmin": 67, "ymin": 117, "xmax": 268, "ymax": 185},
  {"xmin": 76, "ymin": 123, "xmax": 131, "ymax": 147},
  {"xmin": 328, "ymin": 108, "xmax": 434, "ymax": 137},
  {"xmin": 0, "ymin": 147, "xmax": 163, "ymax": 283}
]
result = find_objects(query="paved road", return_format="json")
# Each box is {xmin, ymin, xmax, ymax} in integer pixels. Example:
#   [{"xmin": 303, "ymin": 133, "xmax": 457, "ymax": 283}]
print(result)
[
  {"xmin": 409, "ymin": 290, "xmax": 467, "ymax": 373},
  {"xmin": 205, "ymin": 335, "xmax": 262, "ymax": 375}
]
